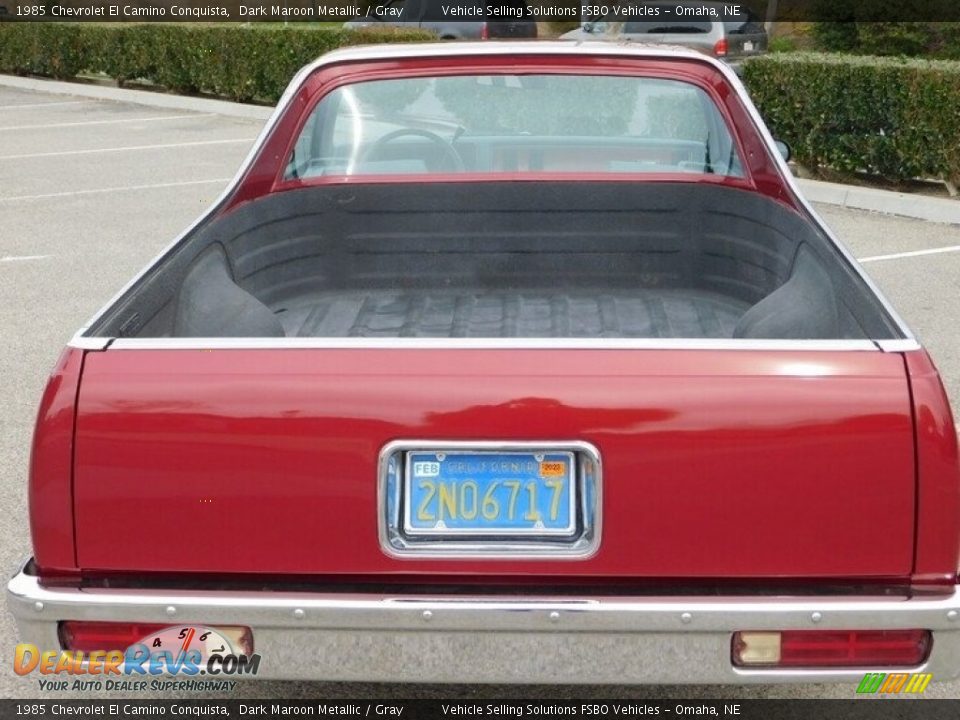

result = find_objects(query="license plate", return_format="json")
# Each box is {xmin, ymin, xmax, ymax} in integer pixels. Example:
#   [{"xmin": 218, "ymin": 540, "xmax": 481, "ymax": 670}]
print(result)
[
  {"xmin": 403, "ymin": 450, "xmax": 577, "ymax": 537},
  {"xmin": 744, "ymin": 41, "xmax": 755, "ymax": 51}
]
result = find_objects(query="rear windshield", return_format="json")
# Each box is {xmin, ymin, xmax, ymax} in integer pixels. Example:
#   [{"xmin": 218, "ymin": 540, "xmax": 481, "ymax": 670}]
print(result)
[
  {"xmin": 724, "ymin": 14, "xmax": 765, "ymax": 34},
  {"xmin": 285, "ymin": 74, "xmax": 743, "ymax": 179}
]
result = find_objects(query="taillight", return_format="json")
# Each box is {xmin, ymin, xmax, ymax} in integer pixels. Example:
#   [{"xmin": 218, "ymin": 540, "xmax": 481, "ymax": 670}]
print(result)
[
  {"xmin": 732, "ymin": 630, "xmax": 932, "ymax": 668},
  {"xmin": 713, "ymin": 38, "xmax": 728, "ymax": 56},
  {"xmin": 59, "ymin": 623, "xmax": 168, "ymax": 653},
  {"xmin": 59, "ymin": 622, "xmax": 254, "ymax": 655},
  {"xmin": 480, "ymin": 22, "xmax": 489, "ymax": 40}
]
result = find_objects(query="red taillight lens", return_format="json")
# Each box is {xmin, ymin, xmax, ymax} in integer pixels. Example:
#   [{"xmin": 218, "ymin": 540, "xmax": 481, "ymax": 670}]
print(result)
[
  {"xmin": 59, "ymin": 622, "xmax": 169, "ymax": 653},
  {"xmin": 713, "ymin": 38, "xmax": 728, "ymax": 56},
  {"xmin": 732, "ymin": 629, "xmax": 932, "ymax": 668},
  {"xmin": 59, "ymin": 622, "xmax": 254, "ymax": 655}
]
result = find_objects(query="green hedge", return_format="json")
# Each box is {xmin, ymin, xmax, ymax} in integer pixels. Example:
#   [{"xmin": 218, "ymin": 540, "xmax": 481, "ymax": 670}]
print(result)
[
  {"xmin": 0, "ymin": 23, "xmax": 434, "ymax": 102},
  {"xmin": 743, "ymin": 52, "xmax": 960, "ymax": 187},
  {"xmin": 811, "ymin": 21, "xmax": 960, "ymax": 60}
]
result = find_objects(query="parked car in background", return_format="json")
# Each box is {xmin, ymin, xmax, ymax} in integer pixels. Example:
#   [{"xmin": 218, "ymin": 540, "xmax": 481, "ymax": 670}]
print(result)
[
  {"xmin": 8, "ymin": 41, "xmax": 959, "ymax": 685},
  {"xmin": 345, "ymin": 0, "xmax": 537, "ymax": 39},
  {"xmin": 562, "ymin": 1, "xmax": 767, "ymax": 72}
]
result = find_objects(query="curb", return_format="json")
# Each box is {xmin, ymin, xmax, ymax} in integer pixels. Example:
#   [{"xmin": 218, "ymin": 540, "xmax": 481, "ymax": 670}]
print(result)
[
  {"xmin": 3, "ymin": 74, "xmax": 959, "ymax": 226},
  {"xmin": 0, "ymin": 74, "xmax": 274, "ymax": 121},
  {"xmin": 797, "ymin": 178, "xmax": 960, "ymax": 226}
]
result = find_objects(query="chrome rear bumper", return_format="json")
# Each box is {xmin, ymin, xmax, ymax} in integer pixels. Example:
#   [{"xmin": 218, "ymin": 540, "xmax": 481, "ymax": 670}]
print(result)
[{"xmin": 8, "ymin": 563, "xmax": 960, "ymax": 684}]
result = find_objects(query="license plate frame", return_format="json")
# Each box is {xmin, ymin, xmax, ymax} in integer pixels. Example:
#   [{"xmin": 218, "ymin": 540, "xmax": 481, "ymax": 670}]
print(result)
[
  {"xmin": 402, "ymin": 450, "xmax": 578, "ymax": 538},
  {"xmin": 378, "ymin": 440, "xmax": 602, "ymax": 559}
]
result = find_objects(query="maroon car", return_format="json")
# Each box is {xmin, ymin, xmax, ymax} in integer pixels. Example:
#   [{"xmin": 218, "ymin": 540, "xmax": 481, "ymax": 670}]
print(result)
[{"xmin": 8, "ymin": 42, "xmax": 960, "ymax": 684}]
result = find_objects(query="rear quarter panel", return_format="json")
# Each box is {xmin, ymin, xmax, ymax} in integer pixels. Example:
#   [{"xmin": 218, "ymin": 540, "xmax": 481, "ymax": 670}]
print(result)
[
  {"xmin": 29, "ymin": 348, "xmax": 83, "ymax": 575},
  {"xmin": 907, "ymin": 350, "xmax": 960, "ymax": 584}
]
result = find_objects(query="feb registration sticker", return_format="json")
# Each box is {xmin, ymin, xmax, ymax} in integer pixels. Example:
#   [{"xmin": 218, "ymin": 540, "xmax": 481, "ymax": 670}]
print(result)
[{"xmin": 403, "ymin": 450, "xmax": 577, "ymax": 537}]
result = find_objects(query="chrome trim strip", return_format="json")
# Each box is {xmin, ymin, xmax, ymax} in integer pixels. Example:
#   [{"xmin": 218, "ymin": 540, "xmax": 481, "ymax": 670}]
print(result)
[
  {"xmin": 8, "ymin": 563, "xmax": 960, "ymax": 683},
  {"xmin": 69, "ymin": 336, "xmax": 111, "ymax": 351},
  {"xmin": 378, "ymin": 440, "xmax": 602, "ymax": 559},
  {"xmin": 98, "ymin": 337, "xmax": 880, "ymax": 352},
  {"xmin": 877, "ymin": 339, "xmax": 924, "ymax": 353},
  {"xmin": 70, "ymin": 41, "xmax": 914, "ymax": 350}
]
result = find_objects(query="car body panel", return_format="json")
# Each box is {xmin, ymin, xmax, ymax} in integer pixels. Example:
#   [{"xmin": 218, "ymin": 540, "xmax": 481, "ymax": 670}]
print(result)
[
  {"xmin": 906, "ymin": 351, "xmax": 960, "ymax": 584},
  {"xmin": 70, "ymin": 348, "xmax": 918, "ymax": 579},
  {"xmin": 28, "ymin": 347, "xmax": 84, "ymax": 576}
]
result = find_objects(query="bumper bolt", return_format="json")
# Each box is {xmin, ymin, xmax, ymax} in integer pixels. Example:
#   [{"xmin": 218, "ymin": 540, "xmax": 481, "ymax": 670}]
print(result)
[
  {"xmin": 681, "ymin": 612, "xmax": 692, "ymax": 624},
  {"xmin": 422, "ymin": 610, "xmax": 433, "ymax": 621},
  {"xmin": 811, "ymin": 612, "xmax": 823, "ymax": 623},
  {"xmin": 948, "ymin": 610, "xmax": 958, "ymax": 622},
  {"xmin": 549, "ymin": 611, "xmax": 560, "ymax": 623},
  {"xmin": 34, "ymin": 601, "xmax": 43, "ymax": 613},
  {"xmin": 165, "ymin": 606, "xmax": 176, "ymax": 617},
  {"xmin": 293, "ymin": 608, "xmax": 305, "ymax": 620}
]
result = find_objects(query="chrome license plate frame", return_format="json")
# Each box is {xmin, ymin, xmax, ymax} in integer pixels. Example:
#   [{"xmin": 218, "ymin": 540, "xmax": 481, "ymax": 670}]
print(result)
[{"xmin": 379, "ymin": 440, "xmax": 602, "ymax": 560}]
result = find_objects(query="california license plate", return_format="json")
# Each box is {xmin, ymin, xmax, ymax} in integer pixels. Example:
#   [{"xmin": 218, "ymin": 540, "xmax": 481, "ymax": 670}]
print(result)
[{"xmin": 403, "ymin": 450, "xmax": 577, "ymax": 537}]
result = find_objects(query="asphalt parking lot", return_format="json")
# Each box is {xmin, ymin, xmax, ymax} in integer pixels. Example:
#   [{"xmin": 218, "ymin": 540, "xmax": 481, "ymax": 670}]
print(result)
[{"xmin": 2, "ymin": 84, "xmax": 960, "ymax": 702}]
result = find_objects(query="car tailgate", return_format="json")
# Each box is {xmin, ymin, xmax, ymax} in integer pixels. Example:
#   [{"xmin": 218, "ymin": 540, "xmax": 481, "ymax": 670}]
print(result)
[{"xmin": 72, "ymin": 347, "xmax": 915, "ymax": 579}]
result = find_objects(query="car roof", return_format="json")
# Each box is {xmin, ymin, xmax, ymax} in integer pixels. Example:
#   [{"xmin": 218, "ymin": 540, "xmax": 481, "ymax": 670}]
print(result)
[{"xmin": 307, "ymin": 40, "xmax": 729, "ymax": 74}]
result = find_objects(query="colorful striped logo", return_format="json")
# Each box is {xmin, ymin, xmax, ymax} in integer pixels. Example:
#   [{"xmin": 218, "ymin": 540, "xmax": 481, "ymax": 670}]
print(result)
[{"xmin": 856, "ymin": 673, "xmax": 932, "ymax": 694}]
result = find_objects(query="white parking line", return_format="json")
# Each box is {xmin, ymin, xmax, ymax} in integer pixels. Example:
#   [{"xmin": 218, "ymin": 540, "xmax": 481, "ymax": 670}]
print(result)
[
  {"xmin": 0, "ymin": 100, "xmax": 92, "ymax": 110},
  {"xmin": 859, "ymin": 245, "xmax": 960, "ymax": 263},
  {"xmin": 0, "ymin": 113, "xmax": 215, "ymax": 132},
  {"xmin": 0, "ymin": 137, "xmax": 252, "ymax": 161},
  {"xmin": 0, "ymin": 255, "xmax": 50, "ymax": 263},
  {"xmin": 0, "ymin": 178, "xmax": 232, "ymax": 203}
]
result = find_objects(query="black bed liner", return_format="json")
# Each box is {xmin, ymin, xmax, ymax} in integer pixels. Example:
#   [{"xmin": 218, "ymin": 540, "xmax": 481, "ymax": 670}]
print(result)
[
  {"xmin": 86, "ymin": 182, "xmax": 903, "ymax": 341},
  {"xmin": 275, "ymin": 289, "xmax": 749, "ymax": 339}
]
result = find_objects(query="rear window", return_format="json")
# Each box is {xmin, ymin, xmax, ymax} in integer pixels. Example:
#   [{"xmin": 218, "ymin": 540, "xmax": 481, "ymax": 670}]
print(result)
[
  {"xmin": 285, "ymin": 74, "xmax": 744, "ymax": 180},
  {"xmin": 724, "ymin": 12, "xmax": 765, "ymax": 34}
]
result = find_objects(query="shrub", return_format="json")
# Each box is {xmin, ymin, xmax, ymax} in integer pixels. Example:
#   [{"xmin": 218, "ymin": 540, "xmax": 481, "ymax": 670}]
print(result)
[
  {"xmin": 855, "ymin": 22, "xmax": 934, "ymax": 57},
  {"xmin": 0, "ymin": 22, "xmax": 90, "ymax": 79},
  {"xmin": 768, "ymin": 36, "xmax": 799, "ymax": 53},
  {"xmin": 743, "ymin": 52, "xmax": 960, "ymax": 187},
  {"xmin": 0, "ymin": 23, "xmax": 434, "ymax": 102},
  {"xmin": 811, "ymin": 18, "xmax": 960, "ymax": 59}
]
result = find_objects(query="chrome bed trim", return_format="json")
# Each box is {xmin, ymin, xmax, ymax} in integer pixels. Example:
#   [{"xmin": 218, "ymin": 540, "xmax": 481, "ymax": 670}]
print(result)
[{"xmin": 100, "ymin": 338, "xmax": 883, "ymax": 351}]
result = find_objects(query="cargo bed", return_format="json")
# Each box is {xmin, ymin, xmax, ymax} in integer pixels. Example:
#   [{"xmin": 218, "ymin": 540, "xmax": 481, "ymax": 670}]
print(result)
[{"xmin": 86, "ymin": 182, "xmax": 902, "ymax": 342}]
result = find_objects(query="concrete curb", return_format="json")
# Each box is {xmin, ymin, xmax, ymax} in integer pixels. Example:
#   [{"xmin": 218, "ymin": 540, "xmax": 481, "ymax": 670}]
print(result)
[
  {"xmin": 797, "ymin": 178, "xmax": 960, "ymax": 226},
  {"xmin": 3, "ymin": 74, "xmax": 960, "ymax": 225},
  {"xmin": 0, "ymin": 74, "xmax": 274, "ymax": 121}
]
